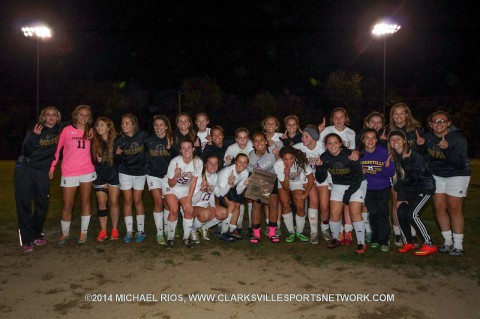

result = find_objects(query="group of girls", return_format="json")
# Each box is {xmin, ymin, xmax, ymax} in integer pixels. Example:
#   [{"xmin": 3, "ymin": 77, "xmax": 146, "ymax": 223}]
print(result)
[{"xmin": 18, "ymin": 103, "xmax": 470, "ymax": 257}]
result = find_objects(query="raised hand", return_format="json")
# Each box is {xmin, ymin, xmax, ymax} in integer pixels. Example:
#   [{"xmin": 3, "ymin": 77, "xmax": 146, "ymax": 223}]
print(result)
[
  {"xmin": 174, "ymin": 163, "xmax": 182, "ymax": 177},
  {"xmin": 318, "ymin": 117, "xmax": 326, "ymax": 134},
  {"xmin": 380, "ymin": 129, "xmax": 388, "ymax": 140},
  {"xmin": 33, "ymin": 123, "xmax": 43, "ymax": 135},
  {"xmin": 115, "ymin": 146, "xmax": 123, "ymax": 155},
  {"xmin": 315, "ymin": 156, "xmax": 323, "ymax": 166},
  {"xmin": 402, "ymin": 149, "xmax": 412, "ymax": 159},
  {"xmin": 416, "ymin": 130, "xmax": 425, "ymax": 146},
  {"xmin": 228, "ymin": 170, "xmax": 235, "ymax": 187},
  {"xmin": 282, "ymin": 129, "xmax": 288, "ymax": 139},
  {"xmin": 438, "ymin": 134, "xmax": 448, "ymax": 149},
  {"xmin": 385, "ymin": 153, "xmax": 393, "ymax": 168}
]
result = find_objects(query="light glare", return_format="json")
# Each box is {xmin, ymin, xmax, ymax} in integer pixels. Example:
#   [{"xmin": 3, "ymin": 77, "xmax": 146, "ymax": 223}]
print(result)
[
  {"xmin": 22, "ymin": 26, "xmax": 52, "ymax": 38},
  {"xmin": 372, "ymin": 23, "xmax": 401, "ymax": 36}
]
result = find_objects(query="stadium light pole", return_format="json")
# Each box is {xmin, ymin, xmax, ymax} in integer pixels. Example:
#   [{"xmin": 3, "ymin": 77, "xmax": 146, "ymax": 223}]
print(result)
[
  {"xmin": 22, "ymin": 26, "xmax": 52, "ymax": 116},
  {"xmin": 372, "ymin": 23, "xmax": 401, "ymax": 115}
]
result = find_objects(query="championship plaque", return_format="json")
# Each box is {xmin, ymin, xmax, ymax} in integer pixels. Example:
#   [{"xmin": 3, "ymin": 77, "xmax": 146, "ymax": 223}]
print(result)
[{"xmin": 245, "ymin": 168, "xmax": 276, "ymax": 204}]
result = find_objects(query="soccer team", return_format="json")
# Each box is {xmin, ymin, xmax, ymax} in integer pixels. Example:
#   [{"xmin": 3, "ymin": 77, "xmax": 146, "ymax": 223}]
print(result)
[{"xmin": 15, "ymin": 103, "xmax": 471, "ymax": 256}]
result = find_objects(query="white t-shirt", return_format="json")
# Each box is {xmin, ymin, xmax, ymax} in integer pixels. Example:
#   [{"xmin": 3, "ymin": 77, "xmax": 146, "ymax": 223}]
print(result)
[
  {"xmin": 166, "ymin": 156, "xmax": 203, "ymax": 190},
  {"xmin": 319, "ymin": 126, "xmax": 356, "ymax": 150},
  {"xmin": 193, "ymin": 172, "xmax": 217, "ymax": 208},
  {"xmin": 214, "ymin": 164, "xmax": 249, "ymax": 197},
  {"xmin": 273, "ymin": 159, "xmax": 312, "ymax": 186},
  {"xmin": 224, "ymin": 141, "xmax": 254, "ymax": 165},
  {"xmin": 293, "ymin": 141, "xmax": 325, "ymax": 172}
]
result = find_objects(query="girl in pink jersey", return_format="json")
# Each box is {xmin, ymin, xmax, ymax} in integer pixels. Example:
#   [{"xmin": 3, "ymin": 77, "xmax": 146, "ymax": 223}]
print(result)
[{"xmin": 50, "ymin": 105, "xmax": 96, "ymax": 245}]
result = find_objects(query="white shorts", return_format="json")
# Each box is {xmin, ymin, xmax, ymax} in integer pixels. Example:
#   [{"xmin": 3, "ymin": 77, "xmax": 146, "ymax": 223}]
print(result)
[
  {"xmin": 61, "ymin": 172, "xmax": 96, "ymax": 187},
  {"xmin": 163, "ymin": 185, "xmax": 190, "ymax": 199},
  {"xmin": 433, "ymin": 175, "xmax": 470, "ymax": 197},
  {"xmin": 330, "ymin": 180, "xmax": 368, "ymax": 203},
  {"xmin": 147, "ymin": 175, "xmax": 167, "ymax": 191},
  {"xmin": 119, "ymin": 173, "xmax": 146, "ymax": 191},
  {"xmin": 314, "ymin": 172, "xmax": 332, "ymax": 189}
]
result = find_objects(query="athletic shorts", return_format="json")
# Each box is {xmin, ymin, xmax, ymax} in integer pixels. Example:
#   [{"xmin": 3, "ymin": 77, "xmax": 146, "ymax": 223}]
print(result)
[
  {"xmin": 94, "ymin": 173, "xmax": 119, "ymax": 187},
  {"xmin": 147, "ymin": 175, "xmax": 167, "ymax": 191},
  {"xmin": 330, "ymin": 180, "xmax": 367, "ymax": 203},
  {"xmin": 61, "ymin": 172, "xmax": 96, "ymax": 187},
  {"xmin": 314, "ymin": 172, "xmax": 332, "ymax": 189},
  {"xmin": 219, "ymin": 187, "xmax": 245, "ymax": 206},
  {"xmin": 163, "ymin": 185, "xmax": 190, "ymax": 199},
  {"xmin": 433, "ymin": 175, "xmax": 470, "ymax": 197},
  {"xmin": 119, "ymin": 173, "xmax": 146, "ymax": 191}
]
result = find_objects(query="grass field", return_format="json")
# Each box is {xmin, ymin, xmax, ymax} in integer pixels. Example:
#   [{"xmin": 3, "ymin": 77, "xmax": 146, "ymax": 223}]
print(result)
[{"xmin": 1, "ymin": 160, "xmax": 479, "ymax": 281}]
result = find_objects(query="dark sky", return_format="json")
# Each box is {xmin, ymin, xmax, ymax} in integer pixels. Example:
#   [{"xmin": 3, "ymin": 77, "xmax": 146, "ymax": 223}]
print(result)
[{"xmin": 1, "ymin": 0, "xmax": 479, "ymax": 101}]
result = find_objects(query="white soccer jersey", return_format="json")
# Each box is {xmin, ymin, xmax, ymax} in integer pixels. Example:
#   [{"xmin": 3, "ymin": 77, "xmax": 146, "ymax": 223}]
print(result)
[
  {"xmin": 224, "ymin": 141, "xmax": 254, "ymax": 162},
  {"xmin": 293, "ymin": 141, "xmax": 325, "ymax": 172},
  {"xmin": 214, "ymin": 164, "xmax": 249, "ymax": 197},
  {"xmin": 193, "ymin": 172, "xmax": 217, "ymax": 208},
  {"xmin": 319, "ymin": 126, "xmax": 356, "ymax": 150},
  {"xmin": 273, "ymin": 158, "xmax": 312, "ymax": 185},
  {"xmin": 166, "ymin": 156, "xmax": 203, "ymax": 190}
]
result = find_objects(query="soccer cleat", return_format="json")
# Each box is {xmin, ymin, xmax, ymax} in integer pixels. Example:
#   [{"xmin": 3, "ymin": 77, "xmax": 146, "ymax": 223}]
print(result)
[
  {"xmin": 57, "ymin": 235, "xmax": 70, "ymax": 245},
  {"xmin": 328, "ymin": 238, "xmax": 341, "ymax": 249},
  {"xmin": 365, "ymin": 231, "xmax": 373, "ymax": 243},
  {"xmin": 215, "ymin": 225, "xmax": 222, "ymax": 236},
  {"xmin": 198, "ymin": 227, "xmax": 210, "ymax": 241},
  {"xmin": 135, "ymin": 231, "xmax": 146, "ymax": 243},
  {"xmin": 165, "ymin": 240, "xmax": 174, "ymax": 249},
  {"xmin": 77, "ymin": 233, "xmax": 88, "ymax": 244},
  {"xmin": 123, "ymin": 232, "xmax": 133, "ymax": 243},
  {"xmin": 339, "ymin": 231, "xmax": 346, "ymax": 245},
  {"xmin": 228, "ymin": 229, "xmax": 243, "ymax": 240},
  {"xmin": 321, "ymin": 228, "xmax": 332, "ymax": 241},
  {"xmin": 190, "ymin": 231, "xmax": 200, "ymax": 244},
  {"xmin": 380, "ymin": 245, "xmax": 390, "ymax": 252},
  {"xmin": 295, "ymin": 233, "xmax": 309, "ymax": 242},
  {"xmin": 414, "ymin": 244, "xmax": 437, "ymax": 256},
  {"xmin": 156, "ymin": 233, "xmax": 166, "ymax": 245},
  {"xmin": 448, "ymin": 248, "xmax": 464, "ymax": 256},
  {"xmin": 110, "ymin": 228, "xmax": 119, "ymax": 240},
  {"xmin": 370, "ymin": 242, "xmax": 379, "ymax": 249},
  {"xmin": 310, "ymin": 233, "xmax": 319, "ymax": 245},
  {"xmin": 438, "ymin": 244, "xmax": 453, "ymax": 253},
  {"xmin": 33, "ymin": 238, "xmax": 48, "ymax": 246},
  {"xmin": 218, "ymin": 233, "xmax": 235, "ymax": 242},
  {"xmin": 250, "ymin": 236, "xmax": 260, "ymax": 244},
  {"xmin": 183, "ymin": 238, "xmax": 194, "ymax": 248},
  {"xmin": 398, "ymin": 243, "xmax": 415, "ymax": 253},
  {"xmin": 394, "ymin": 234, "xmax": 403, "ymax": 247},
  {"xmin": 344, "ymin": 231, "xmax": 353, "ymax": 245},
  {"xmin": 22, "ymin": 244, "xmax": 34, "ymax": 253},
  {"xmin": 285, "ymin": 233, "xmax": 295, "ymax": 243},
  {"xmin": 96, "ymin": 230, "xmax": 108, "ymax": 242},
  {"xmin": 355, "ymin": 244, "xmax": 366, "ymax": 254}
]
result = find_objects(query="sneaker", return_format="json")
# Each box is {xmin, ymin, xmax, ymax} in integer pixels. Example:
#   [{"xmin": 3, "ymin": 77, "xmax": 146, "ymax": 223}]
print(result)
[
  {"xmin": 344, "ymin": 231, "xmax": 353, "ymax": 245},
  {"xmin": 34, "ymin": 238, "xmax": 48, "ymax": 246},
  {"xmin": 370, "ymin": 242, "xmax": 379, "ymax": 249},
  {"xmin": 190, "ymin": 231, "xmax": 200, "ymax": 244},
  {"xmin": 165, "ymin": 240, "xmax": 174, "ymax": 249},
  {"xmin": 295, "ymin": 233, "xmax": 309, "ymax": 242},
  {"xmin": 123, "ymin": 232, "xmax": 133, "ymax": 243},
  {"xmin": 394, "ymin": 234, "xmax": 403, "ymax": 247},
  {"xmin": 77, "ymin": 233, "xmax": 88, "ymax": 244},
  {"xmin": 381, "ymin": 245, "xmax": 390, "ymax": 252},
  {"xmin": 183, "ymin": 238, "xmax": 194, "ymax": 248},
  {"xmin": 57, "ymin": 235, "xmax": 70, "ymax": 245},
  {"xmin": 339, "ymin": 231, "xmax": 346, "ymax": 245},
  {"xmin": 398, "ymin": 243, "xmax": 415, "ymax": 253},
  {"xmin": 365, "ymin": 231, "xmax": 373, "ymax": 243},
  {"xmin": 247, "ymin": 227, "xmax": 253, "ymax": 238},
  {"xmin": 156, "ymin": 233, "xmax": 166, "ymax": 245},
  {"xmin": 96, "ymin": 230, "xmax": 108, "ymax": 242},
  {"xmin": 448, "ymin": 248, "xmax": 464, "ymax": 256},
  {"xmin": 321, "ymin": 228, "xmax": 332, "ymax": 241},
  {"xmin": 328, "ymin": 238, "xmax": 341, "ymax": 249},
  {"xmin": 355, "ymin": 244, "xmax": 366, "ymax": 254},
  {"xmin": 285, "ymin": 233, "xmax": 295, "ymax": 243},
  {"xmin": 250, "ymin": 236, "xmax": 260, "ymax": 244},
  {"xmin": 228, "ymin": 229, "xmax": 243, "ymax": 240},
  {"xmin": 438, "ymin": 244, "xmax": 453, "ymax": 253},
  {"xmin": 198, "ymin": 227, "xmax": 210, "ymax": 241},
  {"xmin": 110, "ymin": 229, "xmax": 119, "ymax": 240},
  {"xmin": 414, "ymin": 244, "xmax": 437, "ymax": 256},
  {"xmin": 218, "ymin": 233, "xmax": 235, "ymax": 242},
  {"xmin": 309, "ymin": 233, "xmax": 319, "ymax": 245},
  {"xmin": 135, "ymin": 231, "xmax": 145, "ymax": 243},
  {"xmin": 22, "ymin": 244, "xmax": 34, "ymax": 253}
]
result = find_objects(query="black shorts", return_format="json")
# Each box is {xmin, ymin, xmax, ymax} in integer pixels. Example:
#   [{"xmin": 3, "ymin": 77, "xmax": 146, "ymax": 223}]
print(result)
[
  {"xmin": 94, "ymin": 167, "xmax": 120, "ymax": 187},
  {"xmin": 219, "ymin": 187, "xmax": 245, "ymax": 206}
]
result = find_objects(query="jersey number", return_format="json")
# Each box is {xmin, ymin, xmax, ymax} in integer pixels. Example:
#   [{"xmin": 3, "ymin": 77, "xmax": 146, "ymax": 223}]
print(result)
[{"xmin": 77, "ymin": 140, "xmax": 86, "ymax": 149}]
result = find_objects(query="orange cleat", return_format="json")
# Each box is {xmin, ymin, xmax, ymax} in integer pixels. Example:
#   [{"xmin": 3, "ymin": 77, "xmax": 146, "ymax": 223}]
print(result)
[
  {"xmin": 414, "ymin": 244, "xmax": 437, "ymax": 256},
  {"xmin": 110, "ymin": 228, "xmax": 119, "ymax": 240},
  {"xmin": 96, "ymin": 230, "xmax": 108, "ymax": 241},
  {"xmin": 398, "ymin": 243, "xmax": 415, "ymax": 253}
]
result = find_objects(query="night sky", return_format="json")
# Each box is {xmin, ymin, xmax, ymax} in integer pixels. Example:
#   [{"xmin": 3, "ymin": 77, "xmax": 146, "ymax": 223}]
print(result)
[{"xmin": 1, "ymin": 0, "xmax": 479, "ymax": 103}]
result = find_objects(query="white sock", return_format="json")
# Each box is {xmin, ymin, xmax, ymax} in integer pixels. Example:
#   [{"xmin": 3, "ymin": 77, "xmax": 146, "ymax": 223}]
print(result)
[
  {"xmin": 61, "ymin": 220, "xmax": 71, "ymax": 236},
  {"xmin": 164, "ymin": 209, "xmax": 170, "ymax": 223},
  {"xmin": 295, "ymin": 214, "xmax": 306, "ymax": 233},
  {"xmin": 283, "ymin": 212, "xmax": 295, "ymax": 234},
  {"xmin": 222, "ymin": 213, "xmax": 233, "ymax": 234},
  {"xmin": 203, "ymin": 218, "xmax": 221, "ymax": 230},
  {"xmin": 192, "ymin": 218, "xmax": 204, "ymax": 232},
  {"xmin": 247, "ymin": 202, "xmax": 252, "ymax": 228},
  {"xmin": 353, "ymin": 221, "xmax": 365, "ymax": 245},
  {"xmin": 153, "ymin": 212, "xmax": 164, "ymax": 235},
  {"xmin": 345, "ymin": 223, "xmax": 353, "ymax": 233},
  {"xmin": 136, "ymin": 214, "xmax": 145, "ymax": 232},
  {"xmin": 80, "ymin": 215, "xmax": 91, "ymax": 234},
  {"xmin": 308, "ymin": 208, "xmax": 318, "ymax": 234},
  {"xmin": 329, "ymin": 220, "xmax": 342, "ymax": 240},
  {"xmin": 228, "ymin": 224, "xmax": 237, "ymax": 233},
  {"xmin": 321, "ymin": 221, "xmax": 330, "ymax": 231},
  {"xmin": 410, "ymin": 225, "xmax": 416, "ymax": 237},
  {"xmin": 453, "ymin": 233, "xmax": 463, "ymax": 250},
  {"xmin": 183, "ymin": 218, "xmax": 193, "ymax": 240},
  {"xmin": 362, "ymin": 212, "xmax": 371, "ymax": 233},
  {"xmin": 393, "ymin": 225, "xmax": 401, "ymax": 235},
  {"xmin": 124, "ymin": 216, "xmax": 133, "ymax": 233},
  {"xmin": 237, "ymin": 205, "xmax": 245, "ymax": 229},
  {"xmin": 441, "ymin": 230, "xmax": 453, "ymax": 246},
  {"xmin": 166, "ymin": 219, "xmax": 177, "ymax": 240}
]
